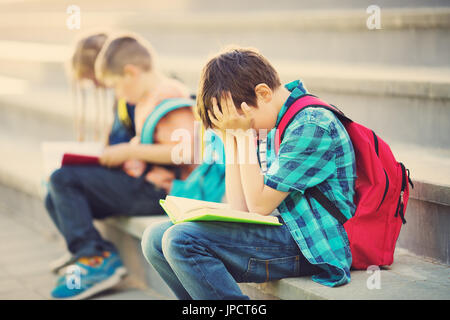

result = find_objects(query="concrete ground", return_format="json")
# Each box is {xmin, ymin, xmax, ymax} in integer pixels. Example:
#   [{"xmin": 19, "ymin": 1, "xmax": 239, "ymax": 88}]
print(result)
[{"xmin": 0, "ymin": 210, "xmax": 161, "ymax": 300}]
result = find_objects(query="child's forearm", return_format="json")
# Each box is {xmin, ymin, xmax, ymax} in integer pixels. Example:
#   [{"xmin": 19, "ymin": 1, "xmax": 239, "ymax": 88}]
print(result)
[
  {"xmin": 234, "ymin": 132, "xmax": 267, "ymax": 214},
  {"xmin": 128, "ymin": 143, "xmax": 189, "ymax": 165},
  {"xmin": 224, "ymin": 134, "xmax": 248, "ymax": 211},
  {"xmin": 235, "ymin": 131, "xmax": 289, "ymax": 215}
]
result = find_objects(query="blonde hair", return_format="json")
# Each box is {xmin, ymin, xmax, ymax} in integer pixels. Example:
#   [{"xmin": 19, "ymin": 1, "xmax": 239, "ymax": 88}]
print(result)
[
  {"xmin": 69, "ymin": 31, "xmax": 110, "ymax": 142},
  {"xmin": 95, "ymin": 33, "xmax": 156, "ymax": 84},
  {"xmin": 71, "ymin": 32, "xmax": 108, "ymax": 83}
]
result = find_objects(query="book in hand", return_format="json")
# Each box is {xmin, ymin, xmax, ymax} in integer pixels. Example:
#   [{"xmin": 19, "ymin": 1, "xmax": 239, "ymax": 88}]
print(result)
[
  {"xmin": 61, "ymin": 153, "xmax": 100, "ymax": 166},
  {"xmin": 41, "ymin": 142, "xmax": 103, "ymax": 180},
  {"xmin": 159, "ymin": 195, "xmax": 282, "ymax": 226}
]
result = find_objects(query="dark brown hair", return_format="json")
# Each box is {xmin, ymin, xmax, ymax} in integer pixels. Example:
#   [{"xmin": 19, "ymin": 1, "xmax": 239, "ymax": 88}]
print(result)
[{"xmin": 196, "ymin": 46, "xmax": 281, "ymax": 129}]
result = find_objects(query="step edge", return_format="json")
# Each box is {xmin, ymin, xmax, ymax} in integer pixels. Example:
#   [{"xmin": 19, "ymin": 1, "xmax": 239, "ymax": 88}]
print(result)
[{"xmin": 1, "ymin": 8, "xmax": 450, "ymax": 31}]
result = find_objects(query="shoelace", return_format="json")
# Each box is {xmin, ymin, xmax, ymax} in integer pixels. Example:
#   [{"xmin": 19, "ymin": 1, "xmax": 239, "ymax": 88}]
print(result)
[
  {"xmin": 78, "ymin": 256, "xmax": 103, "ymax": 267},
  {"xmin": 77, "ymin": 251, "xmax": 111, "ymax": 268}
]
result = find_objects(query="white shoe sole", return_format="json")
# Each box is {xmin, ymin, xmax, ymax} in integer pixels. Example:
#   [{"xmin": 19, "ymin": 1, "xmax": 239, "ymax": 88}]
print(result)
[
  {"xmin": 59, "ymin": 266, "xmax": 128, "ymax": 300},
  {"xmin": 49, "ymin": 253, "xmax": 75, "ymax": 274}
]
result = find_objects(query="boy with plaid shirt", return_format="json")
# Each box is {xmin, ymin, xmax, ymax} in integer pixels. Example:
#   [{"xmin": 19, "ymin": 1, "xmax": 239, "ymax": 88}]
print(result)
[{"xmin": 141, "ymin": 47, "xmax": 356, "ymax": 299}]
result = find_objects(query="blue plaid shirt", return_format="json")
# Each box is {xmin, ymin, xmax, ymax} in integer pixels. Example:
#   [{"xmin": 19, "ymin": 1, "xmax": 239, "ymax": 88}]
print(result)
[{"xmin": 262, "ymin": 80, "xmax": 357, "ymax": 287}]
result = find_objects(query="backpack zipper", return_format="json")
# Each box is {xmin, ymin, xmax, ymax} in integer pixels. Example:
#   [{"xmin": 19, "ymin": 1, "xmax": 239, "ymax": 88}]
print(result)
[
  {"xmin": 376, "ymin": 169, "xmax": 389, "ymax": 211},
  {"xmin": 394, "ymin": 163, "xmax": 407, "ymax": 224},
  {"xmin": 372, "ymin": 131, "xmax": 389, "ymax": 211},
  {"xmin": 372, "ymin": 130, "xmax": 379, "ymax": 157}
]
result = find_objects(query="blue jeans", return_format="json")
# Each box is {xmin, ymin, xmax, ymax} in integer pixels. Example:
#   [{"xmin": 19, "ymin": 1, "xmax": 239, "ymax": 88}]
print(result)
[
  {"xmin": 45, "ymin": 165, "xmax": 166, "ymax": 259},
  {"xmin": 141, "ymin": 220, "xmax": 321, "ymax": 300}
]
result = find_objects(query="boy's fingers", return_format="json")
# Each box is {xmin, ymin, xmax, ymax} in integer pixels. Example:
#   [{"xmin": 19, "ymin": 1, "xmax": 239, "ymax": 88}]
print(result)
[
  {"xmin": 207, "ymin": 109, "xmax": 217, "ymax": 122},
  {"xmin": 208, "ymin": 110, "xmax": 222, "ymax": 128},
  {"xmin": 212, "ymin": 98, "xmax": 223, "ymax": 120},
  {"xmin": 211, "ymin": 97, "xmax": 218, "ymax": 108},
  {"xmin": 226, "ymin": 92, "xmax": 240, "ymax": 116},
  {"xmin": 241, "ymin": 102, "xmax": 252, "ymax": 118},
  {"xmin": 242, "ymin": 102, "xmax": 254, "ymax": 128},
  {"xmin": 220, "ymin": 92, "xmax": 238, "ymax": 116},
  {"xmin": 219, "ymin": 94, "xmax": 229, "ymax": 116},
  {"xmin": 210, "ymin": 117, "xmax": 222, "ymax": 129}
]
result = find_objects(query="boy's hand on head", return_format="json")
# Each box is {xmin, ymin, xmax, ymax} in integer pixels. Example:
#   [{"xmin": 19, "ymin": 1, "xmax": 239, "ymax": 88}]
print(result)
[
  {"xmin": 208, "ymin": 92, "xmax": 254, "ymax": 135},
  {"xmin": 99, "ymin": 143, "xmax": 131, "ymax": 168}
]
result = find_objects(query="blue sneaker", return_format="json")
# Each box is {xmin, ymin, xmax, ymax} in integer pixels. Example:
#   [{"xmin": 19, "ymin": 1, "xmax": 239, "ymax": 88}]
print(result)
[{"xmin": 51, "ymin": 251, "xmax": 127, "ymax": 300}]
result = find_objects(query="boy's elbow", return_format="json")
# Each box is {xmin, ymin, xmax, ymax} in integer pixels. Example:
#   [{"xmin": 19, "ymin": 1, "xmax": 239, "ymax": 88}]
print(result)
[{"xmin": 248, "ymin": 203, "xmax": 273, "ymax": 216}]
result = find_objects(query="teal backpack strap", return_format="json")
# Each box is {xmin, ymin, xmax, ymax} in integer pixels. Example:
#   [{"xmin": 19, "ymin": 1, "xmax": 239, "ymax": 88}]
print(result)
[{"xmin": 140, "ymin": 98, "xmax": 195, "ymax": 144}]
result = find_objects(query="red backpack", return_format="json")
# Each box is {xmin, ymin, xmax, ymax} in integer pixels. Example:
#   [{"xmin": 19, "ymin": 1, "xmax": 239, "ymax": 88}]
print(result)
[{"xmin": 275, "ymin": 94, "xmax": 414, "ymax": 270}]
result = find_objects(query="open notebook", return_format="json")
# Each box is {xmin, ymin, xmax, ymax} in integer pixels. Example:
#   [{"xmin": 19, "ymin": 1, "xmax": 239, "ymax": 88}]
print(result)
[{"xmin": 160, "ymin": 195, "xmax": 282, "ymax": 226}]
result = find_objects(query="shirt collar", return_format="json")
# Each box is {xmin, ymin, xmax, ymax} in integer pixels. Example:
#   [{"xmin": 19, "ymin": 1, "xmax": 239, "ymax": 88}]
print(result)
[{"xmin": 274, "ymin": 79, "xmax": 308, "ymax": 128}]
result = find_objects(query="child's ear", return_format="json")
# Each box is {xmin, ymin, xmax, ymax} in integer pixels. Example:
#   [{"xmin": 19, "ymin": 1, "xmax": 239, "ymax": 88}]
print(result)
[
  {"xmin": 123, "ymin": 64, "xmax": 139, "ymax": 78},
  {"xmin": 254, "ymin": 83, "xmax": 272, "ymax": 103}
]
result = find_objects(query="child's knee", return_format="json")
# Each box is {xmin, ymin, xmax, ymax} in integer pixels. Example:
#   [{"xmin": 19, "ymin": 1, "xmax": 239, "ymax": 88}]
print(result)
[
  {"xmin": 48, "ymin": 167, "xmax": 74, "ymax": 189},
  {"xmin": 161, "ymin": 223, "xmax": 197, "ymax": 260},
  {"xmin": 141, "ymin": 220, "xmax": 173, "ymax": 262}
]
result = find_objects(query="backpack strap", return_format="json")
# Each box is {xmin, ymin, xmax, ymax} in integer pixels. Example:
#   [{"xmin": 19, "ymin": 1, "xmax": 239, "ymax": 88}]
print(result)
[
  {"xmin": 305, "ymin": 187, "xmax": 349, "ymax": 224},
  {"xmin": 139, "ymin": 97, "xmax": 194, "ymax": 180},
  {"xmin": 275, "ymin": 94, "xmax": 350, "ymax": 154},
  {"xmin": 275, "ymin": 94, "xmax": 350, "ymax": 225},
  {"xmin": 140, "ymin": 97, "xmax": 195, "ymax": 144}
]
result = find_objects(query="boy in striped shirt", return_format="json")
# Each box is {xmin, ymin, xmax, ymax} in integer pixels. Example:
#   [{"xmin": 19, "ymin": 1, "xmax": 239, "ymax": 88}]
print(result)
[{"xmin": 142, "ymin": 47, "xmax": 356, "ymax": 299}]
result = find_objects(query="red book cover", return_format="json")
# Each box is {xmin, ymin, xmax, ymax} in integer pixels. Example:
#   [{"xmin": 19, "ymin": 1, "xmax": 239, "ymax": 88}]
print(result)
[{"xmin": 61, "ymin": 153, "xmax": 100, "ymax": 166}]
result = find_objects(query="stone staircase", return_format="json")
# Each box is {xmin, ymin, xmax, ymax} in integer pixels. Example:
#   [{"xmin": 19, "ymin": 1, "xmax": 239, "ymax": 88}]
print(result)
[{"xmin": 0, "ymin": 0, "xmax": 448, "ymax": 299}]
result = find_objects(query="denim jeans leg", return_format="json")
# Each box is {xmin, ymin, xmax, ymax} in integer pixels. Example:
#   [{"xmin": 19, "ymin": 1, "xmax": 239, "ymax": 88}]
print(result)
[
  {"xmin": 151, "ymin": 220, "xmax": 315, "ymax": 300},
  {"xmin": 46, "ymin": 165, "xmax": 166, "ymax": 259},
  {"xmin": 44, "ymin": 193, "xmax": 62, "ymax": 233},
  {"xmin": 141, "ymin": 221, "xmax": 192, "ymax": 300}
]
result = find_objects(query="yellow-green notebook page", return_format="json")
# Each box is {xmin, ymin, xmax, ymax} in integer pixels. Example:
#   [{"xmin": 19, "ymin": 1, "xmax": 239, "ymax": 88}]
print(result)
[{"xmin": 159, "ymin": 200, "xmax": 282, "ymax": 226}]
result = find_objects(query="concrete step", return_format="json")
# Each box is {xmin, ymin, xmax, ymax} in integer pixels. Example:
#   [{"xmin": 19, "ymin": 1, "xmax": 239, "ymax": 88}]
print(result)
[
  {"xmin": 99, "ymin": 216, "xmax": 450, "ymax": 300},
  {"xmin": 2, "ymin": 40, "xmax": 450, "ymax": 99},
  {"xmin": 118, "ymin": 8, "xmax": 450, "ymax": 68},
  {"xmin": 0, "ymin": 6, "xmax": 449, "ymax": 67},
  {"xmin": 0, "ymin": 42, "xmax": 69, "ymax": 86},
  {"xmin": 1, "ymin": 40, "xmax": 450, "ymax": 136}
]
